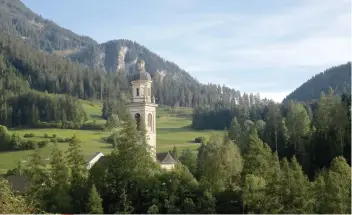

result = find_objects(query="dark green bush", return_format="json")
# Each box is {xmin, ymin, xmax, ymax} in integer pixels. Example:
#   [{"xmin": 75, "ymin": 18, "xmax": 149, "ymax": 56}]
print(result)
[
  {"xmin": 194, "ymin": 136, "xmax": 206, "ymax": 144},
  {"xmin": 38, "ymin": 140, "xmax": 49, "ymax": 148},
  {"xmin": 23, "ymin": 133, "xmax": 35, "ymax": 138}
]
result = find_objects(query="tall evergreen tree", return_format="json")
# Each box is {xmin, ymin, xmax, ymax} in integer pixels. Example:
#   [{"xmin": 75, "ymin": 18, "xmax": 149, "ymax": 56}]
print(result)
[
  {"xmin": 285, "ymin": 101, "xmax": 310, "ymax": 157},
  {"xmin": 47, "ymin": 143, "xmax": 72, "ymax": 213},
  {"xmin": 313, "ymin": 157, "xmax": 351, "ymax": 214},
  {"xmin": 24, "ymin": 148, "xmax": 48, "ymax": 211},
  {"xmin": 86, "ymin": 184, "xmax": 104, "ymax": 214},
  {"xmin": 66, "ymin": 135, "xmax": 88, "ymax": 213},
  {"xmin": 198, "ymin": 134, "xmax": 243, "ymax": 192}
]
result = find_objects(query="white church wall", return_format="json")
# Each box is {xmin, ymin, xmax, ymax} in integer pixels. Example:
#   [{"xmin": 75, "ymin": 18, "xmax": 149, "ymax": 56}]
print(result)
[{"xmin": 161, "ymin": 163, "xmax": 175, "ymax": 170}]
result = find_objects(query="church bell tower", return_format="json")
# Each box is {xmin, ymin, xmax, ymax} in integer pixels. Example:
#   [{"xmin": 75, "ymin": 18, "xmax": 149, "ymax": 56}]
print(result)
[{"xmin": 127, "ymin": 59, "xmax": 158, "ymax": 161}]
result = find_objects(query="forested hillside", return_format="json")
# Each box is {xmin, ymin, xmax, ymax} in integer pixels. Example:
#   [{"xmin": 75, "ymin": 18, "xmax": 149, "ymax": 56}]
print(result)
[
  {"xmin": 0, "ymin": 0, "xmax": 97, "ymax": 52},
  {"xmin": 283, "ymin": 62, "xmax": 351, "ymax": 102},
  {"xmin": 0, "ymin": 0, "xmax": 262, "ymax": 109}
]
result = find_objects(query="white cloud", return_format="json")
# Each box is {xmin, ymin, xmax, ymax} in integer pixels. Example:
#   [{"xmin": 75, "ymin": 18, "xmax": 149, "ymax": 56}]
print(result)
[
  {"xmin": 229, "ymin": 36, "xmax": 350, "ymax": 69},
  {"xmin": 124, "ymin": 0, "xmax": 351, "ymax": 95},
  {"xmin": 259, "ymin": 91, "xmax": 291, "ymax": 102}
]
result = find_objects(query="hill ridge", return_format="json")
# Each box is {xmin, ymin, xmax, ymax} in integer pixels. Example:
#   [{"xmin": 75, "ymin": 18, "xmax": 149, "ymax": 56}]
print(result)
[{"xmin": 283, "ymin": 62, "xmax": 351, "ymax": 102}]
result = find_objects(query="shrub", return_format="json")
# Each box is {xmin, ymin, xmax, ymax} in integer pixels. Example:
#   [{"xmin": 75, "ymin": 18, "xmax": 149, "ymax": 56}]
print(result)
[
  {"xmin": 81, "ymin": 122, "xmax": 104, "ymax": 130},
  {"xmin": 10, "ymin": 133, "xmax": 22, "ymax": 150},
  {"xmin": 52, "ymin": 134, "xmax": 57, "ymax": 138},
  {"xmin": 194, "ymin": 136, "xmax": 206, "ymax": 144},
  {"xmin": 30, "ymin": 141, "xmax": 38, "ymax": 149},
  {"xmin": 21, "ymin": 140, "xmax": 37, "ymax": 150},
  {"xmin": 57, "ymin": 137, "xmax": 71, "ymax": 143},
  {"xmin": 44, "ymin": 133, "xmax": 49, "ymax": 138},
  {"xmin": 23, "ymin": 133, "xmax": 35, "ymax": 138},
  {"xmin": 57, "ymin": 138, "xmax": 65, "ymax": 143},
  {"xmin": 38, "ymin": 140, "xmax": 49, "ymax": 148}
]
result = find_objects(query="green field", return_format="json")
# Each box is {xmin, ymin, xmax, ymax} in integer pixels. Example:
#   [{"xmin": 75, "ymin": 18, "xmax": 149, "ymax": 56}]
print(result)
[{"xmin": 0, "ymin": 101, "xmax": 220, "ymax": 173}]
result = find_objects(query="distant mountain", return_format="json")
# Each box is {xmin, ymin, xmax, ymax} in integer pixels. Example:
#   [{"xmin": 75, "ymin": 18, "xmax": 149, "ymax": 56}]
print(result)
[
  {"xmin": 0, "ymin": 0, "xmax": 196, "ymax": 82},
  {"xmin": 68, "ymin": 39, "xmax": 195, "ymax": 82},
  {"xmin": 283, "ymin": 62, "xmax": 351, "ymax": 102},
  {"xmin": 1, "ymin": 0, "xmax": 258, "ymax": 109},
  {"xmin": 0, "ymin": 0, "xmax": 97, "ymax": 52},
  {"xmin": 1, "ymin": 0, "xmax": 261, "ymax": 108}
]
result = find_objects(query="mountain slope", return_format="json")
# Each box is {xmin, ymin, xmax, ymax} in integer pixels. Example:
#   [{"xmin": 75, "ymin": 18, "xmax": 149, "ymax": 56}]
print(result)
[
  {"xmin": 69, "ymin": 39, "xmax": 195, "ymax": 81},
  {"xmin": 0, "ymin": 0, "xmax": 97, "ymax": 53},
  {"xmin": 283, "ymin": 62, "xmax": 351, "ymax": 102},
  {"xmin": 1, "ymin": 0, "xmax": 259, "ymax": 109},
  {"xmin": 0, "ymin": 0, "xmax": 195, "ymax": 81}
]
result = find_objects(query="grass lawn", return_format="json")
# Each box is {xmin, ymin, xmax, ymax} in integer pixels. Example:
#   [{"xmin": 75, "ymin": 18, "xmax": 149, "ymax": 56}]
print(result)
[{"xmin": 0, "ymin": 102, "xmax": 220, "ymax": 173}]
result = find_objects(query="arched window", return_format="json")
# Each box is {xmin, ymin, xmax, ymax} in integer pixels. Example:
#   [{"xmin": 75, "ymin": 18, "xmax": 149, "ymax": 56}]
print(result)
[
  {"xmin": 136, "ymin": 88, "xmax": 140, "ymax": 96},
  {"xmin": 135, "ymin": 113, "xmax": 141, "ymax": 130},
  {"xmin": 148, "ymin": 113, "xmax": 153, "ymax": 132}
]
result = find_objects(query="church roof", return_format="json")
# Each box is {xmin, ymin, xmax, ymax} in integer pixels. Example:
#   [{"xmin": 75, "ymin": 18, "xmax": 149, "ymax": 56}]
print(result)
[
  {"xmin": 156, "ymin": 152, "xmax": 177, "ymax": 164},
  {"xmin": 132, "ymin": 58, "xmax": 152, "ymax": 81},
  {"xmin": 131, "ymin": 71, "xmax": 152, "ymax": 81}
]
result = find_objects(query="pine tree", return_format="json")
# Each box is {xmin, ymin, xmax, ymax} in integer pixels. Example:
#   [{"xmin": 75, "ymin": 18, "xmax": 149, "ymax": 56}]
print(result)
[
  {"xmin": 31, "ymin": 104, "xmax": 39, "ymax": 125},
  {"xmin": 281, "ymin": 156, "xmax": 314, "ymax": 214},
  {"xmin": 261, "ymin": 152, "xmax": 284, "ymax": 214},
  {"xmin": 242, "ymin": 129, "xmax": 282, "ymax": 213},
  {"xmin": 242, "ymin": 174, "xmax": 266, "ymax": 213},
  {"xmin": 198, "ymin": 134, "xmax": 243, "ymax": 192},
  {"xmin": 66, "ymin": 135, "xmax": 87, "ymax": 177},
  {"xmin": 242, "ymin": 128, "xmax": 272, "ymax": 177},
  {"xmin": 25, "ymin": 148, "xmax": 48, "ymax": 210},
  {"xmin": 48, "ymin": 143, "xmax": 72, "ymax": 213},
  {"xmin": 195, "ymin": 142, "xmax": 206, "ymax": 180},
  {"xmin": 171, "ymin": 146, "xmax": 178, "ymax": 160},
  {"xmin": 228, "ymin": 117, "xmax": 242, "ymax": 144},
  {"xmin": 197, "ymin": 190, "xmax": 216, "ymax": 213},
  {"xmin": 114, "ymin": 113, "xmax": 156, "ymax": 180},
  {"xmin": 147, "ymin": 204, "xmax": 159, "ymax": 214},
  {"xmin": 263, "ymin": 101, "xmax": 282, "ymax": 151},
  {"xmin": 86, "ymin": 185, "xmax": 104, "ymax": 214},
  {"xmin": 286, "ymin": 101, "xmax": 310, "ymax": 156},
  {"xmin": 179, "ymin": 148, "xmax": 197, "ymax": 176},
  {"xmin": 332, "ymin": 101, "xmax": 349, "ymax": 155},
  {"xmin": 66, "ymin": 135, "xmax": 88, "ymax": 213},
  {"xmin": 255, "ymin": 119, "xmax": 266, "ymax": 140},
  {"xmin": 118, "ymin": 188, "xmax": 134, "ymax": 214},
  {"xmin": 314, "ymin": 157, "xmax": 351, "ymax": 214}
]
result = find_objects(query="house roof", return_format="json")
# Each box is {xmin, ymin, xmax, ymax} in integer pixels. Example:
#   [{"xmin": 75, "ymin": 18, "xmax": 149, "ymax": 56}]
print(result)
[
  {"xmin": 156, "ymin": 152, "xmax": 177, "ymax": 164},
  {"xmin": 94, "ymin": 156, "xmax": 106, "ymax": 166},
  {"xmin": 5, "ymin": 175, "xmax": 29, "ymax": 193},
  {"xmin": 87, "ymin": 152, "xmax": 104, "ymax": 163}
]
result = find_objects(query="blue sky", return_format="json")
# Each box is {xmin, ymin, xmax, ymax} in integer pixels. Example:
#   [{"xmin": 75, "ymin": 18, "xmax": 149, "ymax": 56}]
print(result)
[{"xmin": 23, "ymin": 0, "xmax": 351, "ymax": 102}]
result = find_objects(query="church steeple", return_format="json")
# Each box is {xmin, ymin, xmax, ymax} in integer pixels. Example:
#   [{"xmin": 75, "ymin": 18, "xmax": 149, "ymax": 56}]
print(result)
[
  {"xmin": 127, "ymin": 58, "xmax": 158, "ymax": 161},
  {"xmin": 131, "ymin": 58, "xmax": 152, "ymax": 103}
]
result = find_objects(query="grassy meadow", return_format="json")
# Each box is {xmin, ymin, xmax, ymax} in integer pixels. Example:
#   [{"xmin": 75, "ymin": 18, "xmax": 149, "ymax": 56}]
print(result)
[{"xmin": 0, "ymin": 101, "xmax": 220, "ymax": 173}]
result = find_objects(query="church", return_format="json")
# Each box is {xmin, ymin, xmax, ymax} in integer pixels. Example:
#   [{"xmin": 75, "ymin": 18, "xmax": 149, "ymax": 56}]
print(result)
[{"xmin": 87, "ymin": 58, "xmax": 177, "ymax": 170}]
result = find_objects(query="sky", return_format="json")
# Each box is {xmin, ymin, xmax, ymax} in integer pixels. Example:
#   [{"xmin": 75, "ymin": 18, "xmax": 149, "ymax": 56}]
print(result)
[{"xmin": 23, "ymin": 0, "xmax": 351, "ymax": 102}]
